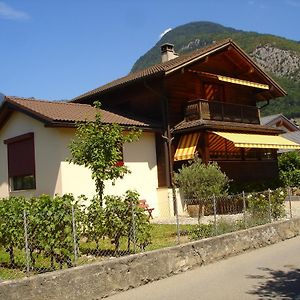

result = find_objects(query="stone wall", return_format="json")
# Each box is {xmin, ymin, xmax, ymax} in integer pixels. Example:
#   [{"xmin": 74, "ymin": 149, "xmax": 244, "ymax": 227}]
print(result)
[{"xmin": 1, "ymin": 218, "xmax": 300, "ymax": 300}]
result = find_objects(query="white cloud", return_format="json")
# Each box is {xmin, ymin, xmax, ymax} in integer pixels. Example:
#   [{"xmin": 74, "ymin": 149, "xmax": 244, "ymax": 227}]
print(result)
[
  {"xmin": 0, "ymin": 2, "xmax": 30, "ymax": 20},
  {"xmin": 159, "ymin": 28, "xmax": 172, "ymax": 39}
]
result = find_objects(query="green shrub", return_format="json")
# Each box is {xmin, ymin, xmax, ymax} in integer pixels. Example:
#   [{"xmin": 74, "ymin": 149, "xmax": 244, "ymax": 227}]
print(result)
[
  {"xmin": 174, "ymin": 158, "xmax": 229, "ymax": 200},
  {"xmin": 246, "ymin": 188, "xmax": 286, "ymax": 221},
  {"xmin": 0, "ymin": 196, "xmax": 26, "ymax": 266},
  {"xmin": 278, "ymin": 151, "xmax": 300, "ymax": 187},
  {"xmin": 103, "ymin": 190, "xmax": 151, "ymax": 253}
]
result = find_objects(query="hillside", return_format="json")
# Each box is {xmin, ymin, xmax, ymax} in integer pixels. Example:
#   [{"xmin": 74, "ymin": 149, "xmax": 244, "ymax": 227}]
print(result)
[{"xmin": 131, "ymin": 22, "xmax": 300, "ymax": 118}]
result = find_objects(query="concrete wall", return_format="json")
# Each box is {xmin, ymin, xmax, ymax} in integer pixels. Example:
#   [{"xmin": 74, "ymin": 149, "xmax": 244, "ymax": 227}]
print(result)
[
  {"xmin": 1, "ymin": 218, "xmax": 300, "ymax": 300},
  {"xmin": 0, "ymin": 112, "xmax": 159, "ymax": 211}
]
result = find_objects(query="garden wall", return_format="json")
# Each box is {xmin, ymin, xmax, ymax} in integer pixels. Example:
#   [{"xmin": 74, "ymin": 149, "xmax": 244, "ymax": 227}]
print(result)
[{"xmin": 1, "ymin": 217, "xmax": 300, "ymax": 300}]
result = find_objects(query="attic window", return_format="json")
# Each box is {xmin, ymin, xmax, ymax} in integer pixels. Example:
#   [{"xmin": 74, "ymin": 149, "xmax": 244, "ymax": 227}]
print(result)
[{"xmin": 4, "ymin": 132, "xmax": 36, "ymax": 191}]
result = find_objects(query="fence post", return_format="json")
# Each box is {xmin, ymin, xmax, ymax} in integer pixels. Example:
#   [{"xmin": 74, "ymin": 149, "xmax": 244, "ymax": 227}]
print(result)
[
  {"xmin": 172, "ymin": 186, "xmax": 180, "ymax": 245},
  {"xmin": 131, "ymin": 199, "xmax": 137, "ymax": 254},
  {"xmin": 23, "ymin": 209, "xmax": 30, "ymax": 274},
  {"xmin": 242, "ymin": 191, "xmax": 247, "ymax": 228},
  {"xmin": 268, "ymin": 189, "xmax": 272, "ymax": 223},
  {"xmin": 213, "ymin": 194, "xmax": 217, "ymax": 235},
  {"xmin": 288, "ymin": 187, "xmax": 293, "ymax": 219},
  {"xmin": 71, "ymin": 205, "xmax": 78, "ymax": 266}
]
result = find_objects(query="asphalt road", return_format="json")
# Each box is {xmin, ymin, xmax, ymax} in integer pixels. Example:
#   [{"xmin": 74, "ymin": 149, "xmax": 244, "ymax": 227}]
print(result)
[{"xmin": 106, "ymin": 236, "xmax": 300, "ymax": 300}]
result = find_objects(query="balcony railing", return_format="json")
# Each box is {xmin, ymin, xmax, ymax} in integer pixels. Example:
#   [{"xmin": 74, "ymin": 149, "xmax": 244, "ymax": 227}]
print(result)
[{"xmin": 185, "ymin": 99, "xmax": 260, "ymax": 124}]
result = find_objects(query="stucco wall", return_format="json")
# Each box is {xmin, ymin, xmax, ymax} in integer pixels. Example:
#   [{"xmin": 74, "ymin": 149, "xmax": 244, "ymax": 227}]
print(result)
[{"xmin": 0, "ymin": 112, "xmax": 159, "ymax": 211}]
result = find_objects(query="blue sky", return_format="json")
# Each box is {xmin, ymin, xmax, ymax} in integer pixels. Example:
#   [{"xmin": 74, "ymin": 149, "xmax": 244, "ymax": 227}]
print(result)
[{"xmin": 0, "ymin": 0, "xmax": 299, "ymax": 100}]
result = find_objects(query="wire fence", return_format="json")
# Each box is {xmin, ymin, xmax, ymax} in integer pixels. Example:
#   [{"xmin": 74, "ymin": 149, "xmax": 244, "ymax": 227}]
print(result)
[{"xmin": 0, "ymin": 187, "xmax": 299, "ymax": 281}]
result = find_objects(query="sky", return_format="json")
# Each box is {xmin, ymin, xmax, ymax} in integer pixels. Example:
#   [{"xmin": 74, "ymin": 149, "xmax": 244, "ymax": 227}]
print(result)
[{"xmin": 0, "ymin": 0, "xmax": 300, "ymax": 101}]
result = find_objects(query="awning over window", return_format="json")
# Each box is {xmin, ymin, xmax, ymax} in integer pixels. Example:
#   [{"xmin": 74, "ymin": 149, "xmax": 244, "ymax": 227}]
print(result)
[
  {"xmin": 213, "ymin": 131, "xmax": 300, "ymax": 149},
  {"xmin": 174, "ymin": 133, "xmax": 200, "ymax": 161},
  {"xmin": 217, "ymin": 75, "xmax": 269, "ymax": 90}
]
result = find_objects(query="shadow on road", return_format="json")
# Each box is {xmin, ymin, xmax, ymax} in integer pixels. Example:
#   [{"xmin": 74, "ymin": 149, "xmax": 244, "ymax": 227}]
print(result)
[{"xmin": 247, "ymin": 266, "xmax": 300, "ymax": 299}]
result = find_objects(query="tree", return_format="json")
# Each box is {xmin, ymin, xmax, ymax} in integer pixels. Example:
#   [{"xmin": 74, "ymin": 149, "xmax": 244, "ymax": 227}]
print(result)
[{"xmin": 68, "ymin": 102, "xmax": 141, "ymax": 204}]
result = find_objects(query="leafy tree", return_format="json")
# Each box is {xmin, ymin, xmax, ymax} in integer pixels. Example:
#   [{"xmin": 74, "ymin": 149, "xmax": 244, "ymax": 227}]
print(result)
[
  {"xmin": 68, "ymin": 101, "xmax": 141, "ymax": 204},
  {"xmin": 278, "ymin": 151, "xmax": 300, "ymax": 187},
  {"xmin": 174, "ymin": 158, "xmax": 229, "ymax": 200}
]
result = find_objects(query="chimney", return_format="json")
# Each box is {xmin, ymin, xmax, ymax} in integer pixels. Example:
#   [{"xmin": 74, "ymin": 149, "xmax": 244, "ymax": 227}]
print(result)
[{"xmin": 161, "ymin": 43, "xmax": 178, "ymax": 63}]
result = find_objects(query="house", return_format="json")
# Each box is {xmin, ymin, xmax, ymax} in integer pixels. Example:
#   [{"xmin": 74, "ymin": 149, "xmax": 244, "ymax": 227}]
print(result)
[
  {"xmin": 1, "ymin": 39, "xmax": 300, "ymax": 216},
  {"xmin": 261, "ymin": 114, "xmax": 300, "ymax": 153},
  {"xmin": 261, "ymin": 114, "xmax": 299, "ymax": 133}
]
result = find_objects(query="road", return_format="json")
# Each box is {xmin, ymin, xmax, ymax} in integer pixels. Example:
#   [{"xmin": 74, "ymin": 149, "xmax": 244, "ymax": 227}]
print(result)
[{"xmin": 106, "ymin": 236, "xmax": 300, "ymax": 300}]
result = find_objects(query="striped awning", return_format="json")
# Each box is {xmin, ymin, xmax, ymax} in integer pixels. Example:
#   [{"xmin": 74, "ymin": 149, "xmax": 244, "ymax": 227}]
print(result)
[
  {"xmin": 213, "ymin": 132, "xmax": 300, "ymax": 149},
  {"xmin": 217, "ymin": 75, "xmax": 269, "ymax": 90},
  {"xmin": 174, "ymin": 133, "xmax": 200, "ymax": 161}
]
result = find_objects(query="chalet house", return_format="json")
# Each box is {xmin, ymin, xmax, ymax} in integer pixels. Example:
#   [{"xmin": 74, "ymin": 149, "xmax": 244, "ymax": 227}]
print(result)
[{"xmin": 1, "ymin": 39, "xmax": 300, "ymax": 217}]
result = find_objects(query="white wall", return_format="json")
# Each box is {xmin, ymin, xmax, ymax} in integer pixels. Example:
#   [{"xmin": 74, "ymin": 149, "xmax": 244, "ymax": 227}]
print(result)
[{"xmin": 0, "ymin": 112, "xmax": 160, "ymax": 214}]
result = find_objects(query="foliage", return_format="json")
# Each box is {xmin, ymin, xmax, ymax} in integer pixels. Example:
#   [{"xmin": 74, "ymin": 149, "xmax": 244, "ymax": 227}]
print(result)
[
  {"xmin": 84, "ymin": 196, "xmax": 105, "ymax": 250},
  {"xmin": 174, "ymin": 158, "xmax": 229, "ymax": 201},
  {"xmin": 103, "ymin": 190, "xmax": 150, "ymax": 252},
  {"xmin": 246, "ymin": 188, "xmax": 286, "ymax": 221},
  {"xmin": 278, "ymin": 151, "xmax": 300, "ymax": 187},
  {"xmin": 0, "ymin": 196, "xmax": 26, "ymax": 266},
  {"xmin": 68, "ymin": 101, "xmax": 141, "ymax": 203},
  {"xmin": 189, "ymin": 223, "xmax": 214, "ymax": 240},
  {"xmin": 27, "ymin": 194, "xmax": 84, "ymax": 269}
]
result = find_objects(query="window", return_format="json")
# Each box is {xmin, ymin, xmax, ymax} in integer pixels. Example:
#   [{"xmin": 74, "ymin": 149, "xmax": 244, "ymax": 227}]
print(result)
[{"xmin": 4, "ymin": 133, "xmax": 36, "ymax": 191}]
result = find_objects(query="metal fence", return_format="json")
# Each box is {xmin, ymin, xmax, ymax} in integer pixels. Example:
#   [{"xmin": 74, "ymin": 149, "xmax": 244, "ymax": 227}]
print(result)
[{"xmin": 0, "ymin": 187, "xmax": 299, "ymax": 281}]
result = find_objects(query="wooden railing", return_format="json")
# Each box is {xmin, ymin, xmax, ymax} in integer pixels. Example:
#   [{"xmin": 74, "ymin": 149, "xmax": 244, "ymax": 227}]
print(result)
[{"xmin": 185, "ymin": 99, "xmax": 260, "ymax": 124}]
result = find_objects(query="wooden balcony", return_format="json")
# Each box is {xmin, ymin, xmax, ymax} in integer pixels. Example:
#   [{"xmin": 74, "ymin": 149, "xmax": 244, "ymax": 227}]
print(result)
[{"xmin": 185, "ymin": 99, "xmax": 260, "ymax": 124}]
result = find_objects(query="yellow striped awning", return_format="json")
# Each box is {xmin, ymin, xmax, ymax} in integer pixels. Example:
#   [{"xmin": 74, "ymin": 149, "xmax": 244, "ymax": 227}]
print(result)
[
  {"xmin": 213, "ymin": 132, "xmax": 300, "ymax": 149},
  {"xmin": 217, "ymin": 75, "xmax": 269, "ymax": 90},
  {"xmin": 174, "ymin": 133, "xmax": 200, "ymax": 161}
]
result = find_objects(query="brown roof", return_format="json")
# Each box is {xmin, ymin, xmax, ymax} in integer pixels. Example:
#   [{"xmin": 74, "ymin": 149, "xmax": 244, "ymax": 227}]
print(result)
[
  {"xmin": 0, "ymin": 96, "xmax": 160, "ymax": 129},
  {"xmin": 173, "ymin": 119, "xmax": 283, "ymax": 135},
  {"xmin": 73, "ymin": 38, "xmax": 286, "ymax": 102}
]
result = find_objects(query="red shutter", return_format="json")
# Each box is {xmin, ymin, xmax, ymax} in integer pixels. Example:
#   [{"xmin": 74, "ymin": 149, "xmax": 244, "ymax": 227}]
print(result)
[{"xmin": 5, "ymin": 133, "xmax": 35, "ymax": 177}]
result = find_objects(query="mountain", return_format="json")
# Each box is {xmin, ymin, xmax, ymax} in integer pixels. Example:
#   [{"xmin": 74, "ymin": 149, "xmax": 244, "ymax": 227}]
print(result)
[{"xmin": 131, "ymin": 21, "xmax": 300, "ymax": 118}]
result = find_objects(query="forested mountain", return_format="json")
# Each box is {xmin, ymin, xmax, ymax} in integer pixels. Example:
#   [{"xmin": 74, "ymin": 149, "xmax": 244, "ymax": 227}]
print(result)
[{"xmin": 132, "ymin": 22, "xmax": 300, "ymax": 119}]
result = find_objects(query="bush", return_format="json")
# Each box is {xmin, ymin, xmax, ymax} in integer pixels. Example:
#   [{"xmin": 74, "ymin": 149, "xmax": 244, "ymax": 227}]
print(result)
[
  {"xmin": 246, "ymin": 188, "xmax": 286, "ymax": 222},
  {"xmin": 278, "ymin": 151, "xmax": 300, "ymax": 187},
  {"xmin": 103, "ymin": 190, "xmax": 151, "ymax": 252},
  {"xmin": 174, "ymin": 158, "xmax": 229, "ymax": 200},
  {"xmin": 0, "ymin": 196, "xmax": 26, "ymax": 266}
]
